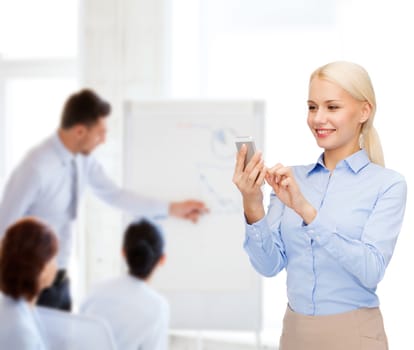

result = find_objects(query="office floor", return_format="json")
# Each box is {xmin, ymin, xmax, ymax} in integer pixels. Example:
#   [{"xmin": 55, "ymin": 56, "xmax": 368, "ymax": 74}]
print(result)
[{"xmin": 169, "ymin": 333, "xmax": 277, "ymax": 350}]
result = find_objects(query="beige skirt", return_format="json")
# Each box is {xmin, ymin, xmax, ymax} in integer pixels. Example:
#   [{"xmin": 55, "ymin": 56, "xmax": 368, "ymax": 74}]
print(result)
[{"xmin": 279, "ymin": 305, "xmax": 388, "ymax": 350}]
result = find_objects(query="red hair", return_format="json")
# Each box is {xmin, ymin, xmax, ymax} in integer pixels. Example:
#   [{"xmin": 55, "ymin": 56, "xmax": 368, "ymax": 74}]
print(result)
[{"xmin": 0, "ymin": 217, "xmax": 58, "ymax": 301}]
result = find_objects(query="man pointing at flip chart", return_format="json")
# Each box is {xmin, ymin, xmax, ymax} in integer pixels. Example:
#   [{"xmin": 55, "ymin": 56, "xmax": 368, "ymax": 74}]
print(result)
[{"xmin": 0, "ymin": 88, "xmax": 207, "ymax": 311}]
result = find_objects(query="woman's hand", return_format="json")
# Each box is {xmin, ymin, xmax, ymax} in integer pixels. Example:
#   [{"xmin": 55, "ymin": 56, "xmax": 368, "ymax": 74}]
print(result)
[
  {"xmin": 232, "ymin": 144, "xmax": 267, "ymax": 224},
  {"xmin": 265, "ymin": 164, "xmax": 316, "ymax": 224}
]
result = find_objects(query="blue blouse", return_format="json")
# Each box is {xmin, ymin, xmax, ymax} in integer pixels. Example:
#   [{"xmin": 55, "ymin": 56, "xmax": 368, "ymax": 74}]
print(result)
[{"xmin": 244, "ymin": 150, "xmax": 407, "ymax": 316}]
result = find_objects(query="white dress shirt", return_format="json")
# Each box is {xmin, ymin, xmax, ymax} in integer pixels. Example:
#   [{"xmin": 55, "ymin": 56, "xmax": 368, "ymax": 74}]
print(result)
[
  {"xmin": 0, "ymin": 294, "xmax": 48, "ymax": 349},
  {"xmin": 80, "ymin": 274, "xmax": 169, "ymax": 350},
  {"xmin": 0, "ymin": 132, "xmax": 168, "ymax": 267}
]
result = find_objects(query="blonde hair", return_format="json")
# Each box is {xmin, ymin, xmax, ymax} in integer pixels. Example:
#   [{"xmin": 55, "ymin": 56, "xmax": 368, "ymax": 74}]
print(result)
[{"xmin": 310, "ymin": 61, "xmax": 384, "ymax": 166}]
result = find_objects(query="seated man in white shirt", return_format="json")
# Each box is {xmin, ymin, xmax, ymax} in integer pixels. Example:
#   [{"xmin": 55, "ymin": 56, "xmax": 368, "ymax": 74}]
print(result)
[{"xmin": 80, "ymin": 219, "xmax": 169, "ymax": 350}]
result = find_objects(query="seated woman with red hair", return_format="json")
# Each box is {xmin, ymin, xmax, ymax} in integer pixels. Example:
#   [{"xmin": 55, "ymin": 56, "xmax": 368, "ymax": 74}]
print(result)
[{"xmin": 0, "ymin": 217, "xmax": 58, "ymax": 349}]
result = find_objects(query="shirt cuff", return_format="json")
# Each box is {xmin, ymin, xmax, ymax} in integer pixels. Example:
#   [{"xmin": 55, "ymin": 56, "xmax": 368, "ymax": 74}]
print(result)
[
  {"xmin": 155, "ymin": 201, "xmax": 170, "ymax": 219},
  {"xmin": 245, "ymin": 215, "xmax": 272, "ymax": 242},
  {"xmin": 133, "ymin": 201, "xmax": 169, "ymax": 221},
  {"xmin": 303, "ymin": 212, "xmax": 337, "ymax": 246}
]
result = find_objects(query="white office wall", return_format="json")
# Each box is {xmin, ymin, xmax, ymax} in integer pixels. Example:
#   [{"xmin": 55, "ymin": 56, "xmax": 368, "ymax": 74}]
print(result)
[{"xmin": 0, "ymin": 0, "xmax": 79, "ymax": 181}]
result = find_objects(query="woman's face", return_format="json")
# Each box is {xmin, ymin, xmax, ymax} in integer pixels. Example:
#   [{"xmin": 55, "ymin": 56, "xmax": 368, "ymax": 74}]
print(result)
[
  {"xmin": 38, "ymin": 256, "xmax": 58, "ymax": 291},
  {"xmin": 307, "ymin": 77, "xmax": 370, "ymax": 159}
]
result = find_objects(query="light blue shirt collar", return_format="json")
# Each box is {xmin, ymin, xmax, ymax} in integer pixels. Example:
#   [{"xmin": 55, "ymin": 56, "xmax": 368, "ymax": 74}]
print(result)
[{"xmin": 307, "ymin": 149, "xmax": 371, "ymax": 175}]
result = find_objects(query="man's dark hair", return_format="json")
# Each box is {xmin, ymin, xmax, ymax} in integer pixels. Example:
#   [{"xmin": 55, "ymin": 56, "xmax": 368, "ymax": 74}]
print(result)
[
  {"xmin": 123, "ymin": 219, "xmax": 165, "ymax": 279},
  {"xmin": 60, "ymin": 89, "xmax": 111, "ymax": 129},
  {"xmin": 0, "ymin": 218, "xmax": 58, "ymax": 301}
]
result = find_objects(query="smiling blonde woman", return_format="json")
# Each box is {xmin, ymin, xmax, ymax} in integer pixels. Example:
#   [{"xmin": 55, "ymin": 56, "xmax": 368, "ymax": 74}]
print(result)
[{"xmin": 233, "ymin": 61, "xmax": 407, "ymax": 350}]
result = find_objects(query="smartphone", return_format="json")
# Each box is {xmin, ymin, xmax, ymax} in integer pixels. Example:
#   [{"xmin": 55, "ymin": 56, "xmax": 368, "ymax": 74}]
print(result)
[{"xmin": 235, "ymin": 136, "xmax": 256, "ymax": 169}]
